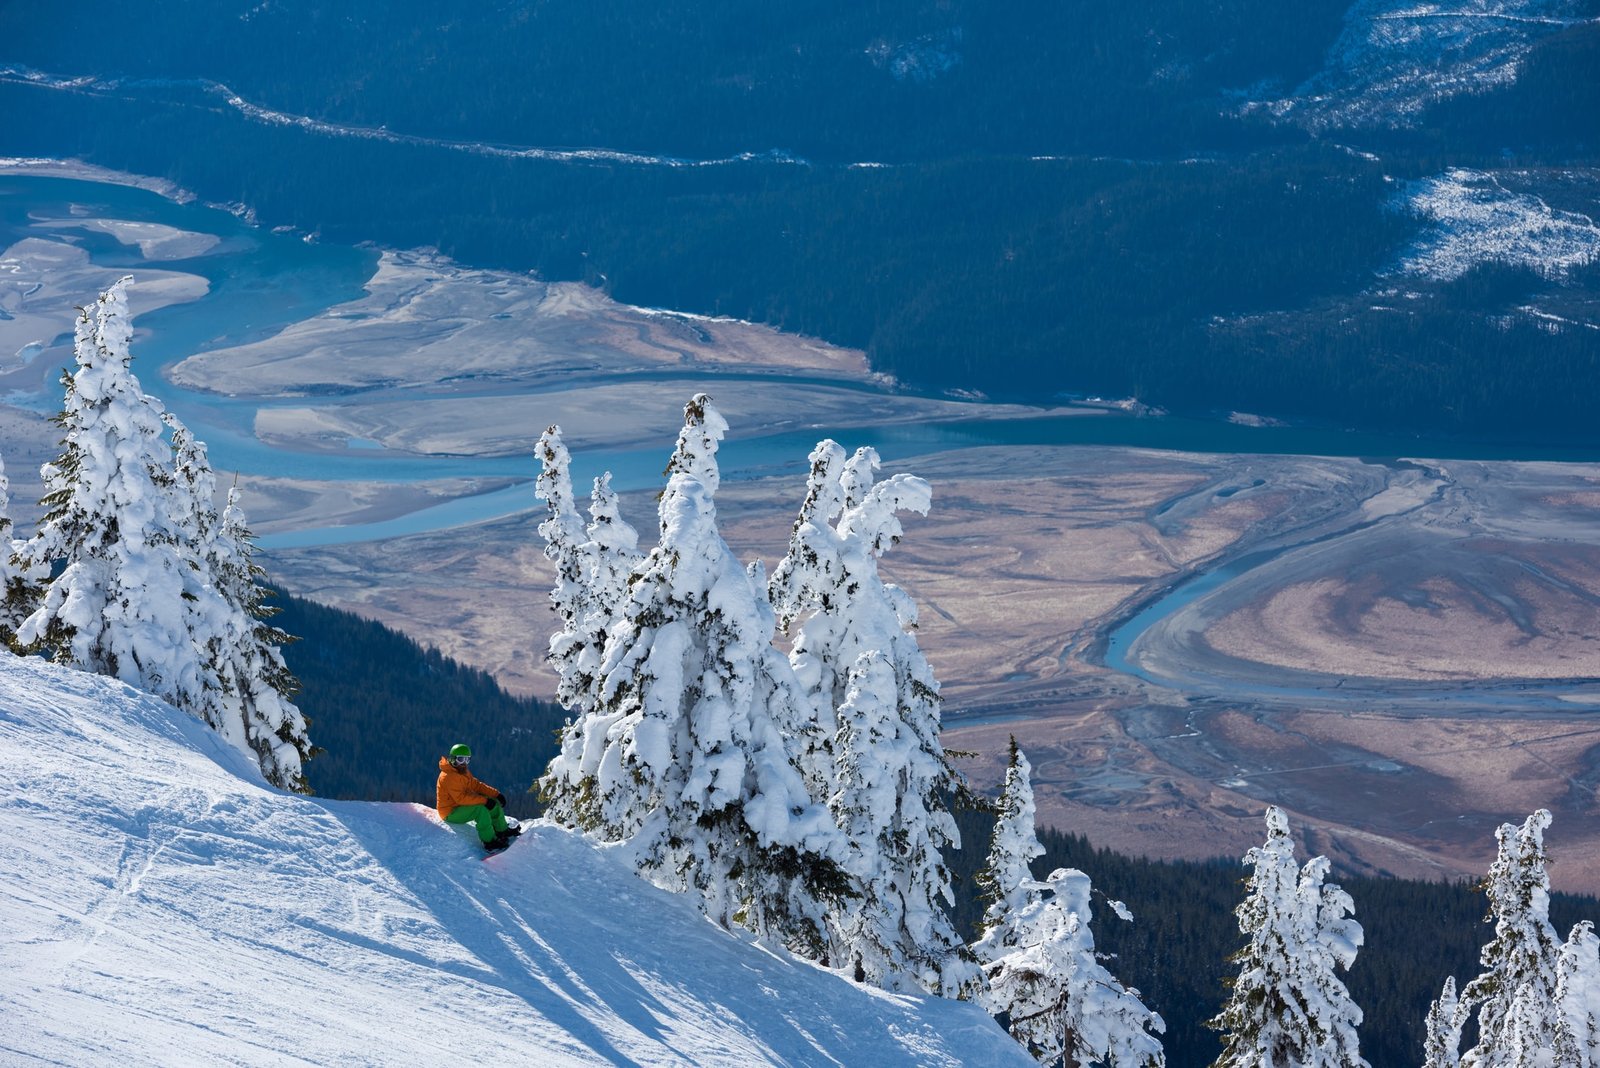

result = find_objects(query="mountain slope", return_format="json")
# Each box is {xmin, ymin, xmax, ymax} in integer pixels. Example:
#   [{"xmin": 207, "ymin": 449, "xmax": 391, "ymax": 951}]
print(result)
[{"xmin": 0, "ymin": 654, "xmax": 1026, "ymax": 1067}]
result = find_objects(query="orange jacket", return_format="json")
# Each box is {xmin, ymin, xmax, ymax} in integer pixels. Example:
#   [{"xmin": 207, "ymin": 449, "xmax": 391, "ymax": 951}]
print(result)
[{"xmin": 436, "ymin": 757, "xmax": 500, "ymax": 818}]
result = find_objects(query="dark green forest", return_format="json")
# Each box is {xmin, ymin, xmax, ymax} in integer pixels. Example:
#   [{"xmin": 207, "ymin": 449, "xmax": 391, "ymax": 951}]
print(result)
[
  {"xmin": 272, "ymin": 590, "xmax": 563, "ymax": 820},
  {"xmin": 276, "ymin": 588, "xmax": 1598, "ymax": 1064},
  {"xmin": 3, "ymin": 0, "xmax": 1599, "ymax": 441}
]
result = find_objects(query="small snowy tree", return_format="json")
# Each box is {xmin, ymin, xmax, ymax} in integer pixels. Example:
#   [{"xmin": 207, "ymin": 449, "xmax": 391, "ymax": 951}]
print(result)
[
  {"xmin": 565, "ymin": 396, "xmax": 845, "ymax": 952},
  {"xmin": 0, "ymin": 452, "xmax": 45, "ymax": 650},
  {"xmin": 973, "ymin": 737, "xmax": 1047, "ymax": 962},
  {"xmin": 203, "ymin": 484, "xmax": 314, "ymax": 791},
  {"xmin": 973, "ymin": 742, "xmax": 1163, "ymax": 1066},
  {"xmin": 16, "ymin": 278, "xmax": 203, "ymax": 712},
  {"xmin": 771, "ymin": 440, "xmax": 978, "ymax": 997},
  {"xmin": 1446, "ymin": 809, "xmax": 1582, "ymax": 1067},
  {"xmin": 1559, "ymin": 922, "xmax": 1600, "ymax": 1065},
  {"xmin": 1422, "ymin": 977, "xmax": 1467, "ymax": 1068},
  {"xmin": 1209, "ymin": 806, "xmax": 1367, "ymax": 1068},
  {"xmin": 534, "ymin": 428, "xmax": 643, "ymax": 828},
  {"xmin": 984, "ymin": 867, "xmax": 1166, "ymax": 1067}
]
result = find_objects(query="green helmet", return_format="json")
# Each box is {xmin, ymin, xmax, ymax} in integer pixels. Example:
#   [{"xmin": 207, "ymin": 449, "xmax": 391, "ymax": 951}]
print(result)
[{"xmin": 449, "ymin": 743, "xmax": 472, "ymax": 759}]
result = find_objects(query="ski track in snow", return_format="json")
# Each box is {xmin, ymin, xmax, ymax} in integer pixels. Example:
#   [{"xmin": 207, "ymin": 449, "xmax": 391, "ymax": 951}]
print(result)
[{"xmin": 0, "ymin": 654, "xmax": 1027, "ymax": 1067}]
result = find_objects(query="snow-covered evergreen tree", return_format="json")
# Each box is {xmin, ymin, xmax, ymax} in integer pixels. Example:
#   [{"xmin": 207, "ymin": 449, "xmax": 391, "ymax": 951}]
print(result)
[
  {"xmin": 0, "ymin": 452, "xmax": 45, "ymax": 650},
  {"xmin": 1209, "ymin": 806, "xmax": 1367, "ymax": 1068},
  {"xmin": 764, "ymin": 439, "xmax": 850, "ymax": 802},
  {"xmin": 533, "ymin": 426, "xmax": 591, "ymax": 703},
  {"xmin": 973, "ymin": 737, "xmax": 1047, "ymax": 963},
  {"xmin": 16, "ymin": 280, "xmax": 309, "ymax": 790},
  {"xmin": 534, "ymin": 427, "xmax": 644, "ymax": 828},
  {"xmin": 770, "ymin": 440, "xmax": 977, "ymax": 998},
  {"xmin": 984, "ymin": 867, "xmax": 1165, "ymax": 1067},
  {"xmin": 1451, "ymin": 809, "xmax": 1581, "ymax": 1067},
  {"xmin": 1422, "ymin": 977, "xmax": 1466, "ymax": 1068},
  {"xmin": 1559, "ymin": 922, "xmax": 1600, "ymax": 1066},
  {"xmin": 565, "ymin": 396, "xmax": 844, "ymax": 952},
  {"xmin": 971, "ymin": 741, "xmax": 1162, "ymax": 1065},
  {"xmin": 17, "ymin": 278, "xmax": 203, "ymax": 713},
  {"xmin": 204, "ymin": 483, "xmax": 313, "ymax": 791}
]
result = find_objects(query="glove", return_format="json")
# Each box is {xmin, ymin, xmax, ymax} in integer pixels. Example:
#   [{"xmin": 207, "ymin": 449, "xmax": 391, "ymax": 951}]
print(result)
[
  {"xmin": 495, "ymin": 792, "xmax": 507, "ymax": 806},
  {"xmin": 485, "ymin": 796, "xmax": 501, "ymax": 811}
]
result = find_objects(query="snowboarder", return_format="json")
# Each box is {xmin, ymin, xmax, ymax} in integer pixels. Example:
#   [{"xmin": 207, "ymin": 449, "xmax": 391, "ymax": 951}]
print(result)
[{"xmin": 437, "ymin": 744, "xmax": 519, "ymax": 852}]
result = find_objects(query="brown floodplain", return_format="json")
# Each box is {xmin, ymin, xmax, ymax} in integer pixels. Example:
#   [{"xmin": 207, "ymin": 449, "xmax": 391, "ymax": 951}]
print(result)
[{"xmin": 267, "ymin": 444, "xmax": 1600, "ymax": 892}]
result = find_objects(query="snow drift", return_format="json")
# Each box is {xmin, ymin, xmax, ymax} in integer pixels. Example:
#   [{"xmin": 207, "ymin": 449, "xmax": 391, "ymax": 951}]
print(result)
[{"xmin": 0, "ymin": 653, "xmax": 1027, "ymax": 1066}]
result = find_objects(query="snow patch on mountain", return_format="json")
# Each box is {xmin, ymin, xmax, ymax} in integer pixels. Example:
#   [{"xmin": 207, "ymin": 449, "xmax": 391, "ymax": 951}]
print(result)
[
  {"xmin": 0, "ymin": 652, "xmax": 1026, "ymax": 1066},
  {"xmin": 1252, "ymin": 0, "xmax": 1590, "ymax": 130},
  {"xmin": 1395, "ymin": 167, "xmax": 1600, "ymax": 280}
]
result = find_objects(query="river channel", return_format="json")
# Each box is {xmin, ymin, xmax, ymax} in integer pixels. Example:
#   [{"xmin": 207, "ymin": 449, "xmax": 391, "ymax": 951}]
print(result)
[{"xmin": 8, "ymin": 170, "xmax": 1600, "ymax": 597}]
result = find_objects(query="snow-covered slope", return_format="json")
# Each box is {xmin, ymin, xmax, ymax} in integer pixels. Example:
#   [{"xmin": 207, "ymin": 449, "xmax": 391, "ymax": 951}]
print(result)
[
  {"xmin": 1253, "ymin": 0, "xmax": 1591, "ymax": 130},
  {"xmin": 1396, "ymin": 167, "xmax": 1600, "ymax": 280},
  {"xmin": 0, "ymin": 654, "xmax": 1027, "ymax": 1067}
]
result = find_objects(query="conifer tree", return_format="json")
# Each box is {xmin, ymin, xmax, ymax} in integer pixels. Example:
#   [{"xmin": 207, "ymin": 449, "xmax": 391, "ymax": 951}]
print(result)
[
  {"xmin": 1559, "ymin": 922, "xmax": 1600, "ymax": 1065},
  {"xmin": 1448, "ymin": 809, "xmax": 1582, "ymax": 1067},
  {"xmin": 974, "ymin": 742, "xmax": 1163, "ymax": 1065},
  {"xmin": 536, "ymin": 430, "xmax": 641, "ymax": 828},
  {"xmin": 0, "ymin": 452, "xmax": 44, "ymax": 651},
  {"xmin": 534, "ymin": 427, "xmax": 644, "ymax": 828},
  {"xmin": 1422, "ymin": 977, "xmax": 1466, "ymax": 1068},
  {"xmin": 562, "ymin": 396, "xmax": 844, "ymax": 950},
  {"xmin": 204, "ymin": 484, "xmax": 314, "ymax": 791},
  {"xmin": 1210, "ymin": 806, "xmax": 1367, "ymax": 1068},
  {"xmin": 973, "ymin": 738, "xmax": 1047, "ymax": 963},
  {"xmin": 17, "ymin": 278, "xmax": 202, "ymax": 712},
  {"xmin": 17, "ymin": 280, "xmax": 310, "ymax": 789},
  {"xmin": 770, "ymin": 440, "xmax": 977, "ymax": 998},
  {"xmin": 533, "ymin": 426, "xmax": 591, "ymax": 705},
  {"xmin": 984, "ymin": 867, "xmax": 1165, "ymax": 1067}
]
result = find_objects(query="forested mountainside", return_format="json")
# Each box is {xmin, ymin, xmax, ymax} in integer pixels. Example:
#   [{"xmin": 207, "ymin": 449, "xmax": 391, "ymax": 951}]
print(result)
[
  {"xmin": 0, "ymin": 0, "xmax": 1353, "ymax": 161},
  {"xmin": 4, "ymin": 1, "xmax": 1599, "ymax": 441}
]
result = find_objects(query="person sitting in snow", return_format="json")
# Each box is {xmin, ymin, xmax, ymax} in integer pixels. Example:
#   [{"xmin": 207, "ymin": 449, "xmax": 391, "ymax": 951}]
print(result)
[{"xmin": 436, "ymin": 743, "xmax": 519, "ymax": 852}]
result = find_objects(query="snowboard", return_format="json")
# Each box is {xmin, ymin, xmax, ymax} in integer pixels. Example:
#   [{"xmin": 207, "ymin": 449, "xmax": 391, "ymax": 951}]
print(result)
[{"xmin": 481, "ymin": 817, "xmax": 522, "ymax": 860}]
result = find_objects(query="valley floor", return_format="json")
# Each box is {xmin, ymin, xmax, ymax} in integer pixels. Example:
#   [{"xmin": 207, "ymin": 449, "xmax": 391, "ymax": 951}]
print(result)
[{"xmin": 270, "ymin": 446, "xmax": 1600, "ymax": 891}]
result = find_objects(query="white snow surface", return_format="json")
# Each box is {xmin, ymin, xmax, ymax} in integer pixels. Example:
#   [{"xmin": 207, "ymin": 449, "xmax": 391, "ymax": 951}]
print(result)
[
  {"xmin": 1397, "ymin": 168, "xmax": 1600, "ymax": 280},
  {"xmin": 0, "ymin": 653, "xmax": 1029, "ymax": 1067}
]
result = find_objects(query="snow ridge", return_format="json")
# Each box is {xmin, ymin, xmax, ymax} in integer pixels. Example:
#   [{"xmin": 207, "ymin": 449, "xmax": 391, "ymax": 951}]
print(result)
[{"xmin": 0, "ymin": 652, "xmax": 1027, "ymax": 1066}]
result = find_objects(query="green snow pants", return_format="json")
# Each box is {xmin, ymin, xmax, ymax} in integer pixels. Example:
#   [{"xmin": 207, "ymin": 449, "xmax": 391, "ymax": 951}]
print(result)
[{"xmin": 445, "ymin": 802, "xmax": 509, "ymax": 844}]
